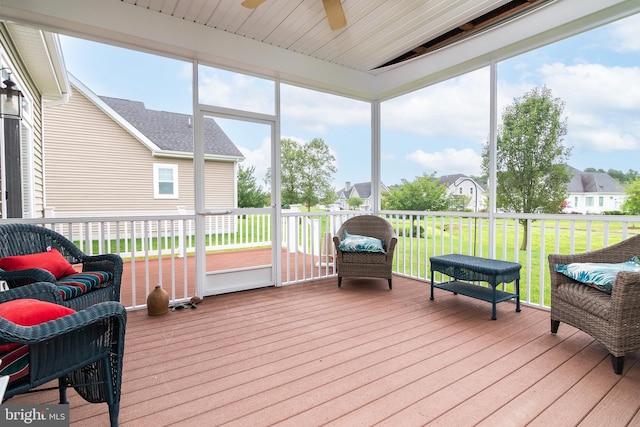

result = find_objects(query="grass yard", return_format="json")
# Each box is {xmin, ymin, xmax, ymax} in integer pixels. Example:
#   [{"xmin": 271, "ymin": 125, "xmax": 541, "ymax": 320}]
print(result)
[{"xmin": 392, "ymin": 216, "xmax": 640, "ymax": 306}]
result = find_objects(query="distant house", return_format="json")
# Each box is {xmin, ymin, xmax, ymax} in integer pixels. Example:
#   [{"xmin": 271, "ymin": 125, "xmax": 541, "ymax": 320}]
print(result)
[
  {"xmin": 564, "ymin": 167, "xmax": 626, "ymax": 214},
  {"xmin": 438, "ymin": 174, "xmax": 486, "ymax": 212},
  {"xmin": 336, "ymin": 181, "xmax": 389, "ymax": 210},
  {"xmin": 43, "ymin": 75, "xmax": 244, "ymax": 216}
]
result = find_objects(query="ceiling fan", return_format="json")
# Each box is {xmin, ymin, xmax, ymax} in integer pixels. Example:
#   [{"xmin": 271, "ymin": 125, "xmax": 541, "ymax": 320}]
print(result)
[{"xmin": 241, "ymin": 0, "xmax": 347, "ymax": 31}]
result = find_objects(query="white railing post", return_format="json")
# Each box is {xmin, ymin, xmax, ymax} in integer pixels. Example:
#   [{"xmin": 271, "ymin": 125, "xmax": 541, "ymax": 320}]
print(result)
[{"xmin": 177, "ymin": 206, "xmax": 186, "ymax": 258}]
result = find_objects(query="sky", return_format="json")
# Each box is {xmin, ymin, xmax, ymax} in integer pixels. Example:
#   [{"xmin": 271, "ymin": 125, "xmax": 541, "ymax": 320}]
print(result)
[{"xmin": 59, "ymin": 12, "xmax": 640, "ymax": 191}]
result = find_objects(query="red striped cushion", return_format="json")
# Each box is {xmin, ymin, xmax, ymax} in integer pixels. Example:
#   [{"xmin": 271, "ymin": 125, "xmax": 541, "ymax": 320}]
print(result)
[
  {"xmin": 56, "ymin": 271, "xmax": 113, "ymax": 300},
  {"xmin": 0, "ymin": 299, "xmax": 76, "ymax": 385},
  {"xmin": 0, "ymin": 344, "xmax": 29, "ymax": 383}
]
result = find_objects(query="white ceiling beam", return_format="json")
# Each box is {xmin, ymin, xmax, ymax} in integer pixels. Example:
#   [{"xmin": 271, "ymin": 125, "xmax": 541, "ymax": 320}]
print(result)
[{"xmin": 0, "ymin": 0, "xmax": 377, "ymax": 100}]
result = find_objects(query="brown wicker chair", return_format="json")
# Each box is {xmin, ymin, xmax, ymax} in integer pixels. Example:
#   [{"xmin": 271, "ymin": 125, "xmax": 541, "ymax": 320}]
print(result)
[
  {"xmin": 333, "ymin": 215, "xmax": 397, "ymax": 289},
  {"xmin": 548, "ymin": 234, "xmax": 640, "ymax": 374}
]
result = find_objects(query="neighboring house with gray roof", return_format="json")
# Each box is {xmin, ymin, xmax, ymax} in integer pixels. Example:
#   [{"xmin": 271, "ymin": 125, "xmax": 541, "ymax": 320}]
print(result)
[
  {"xmin": 563, "ymin": 167, "xmax": 626, "ymax": 214},
  {"xmin": 42, "ymin": 75, "xmax": 244, "ymax": 216},
  {"xmin": 438, "ymin": 174, "xmax": 486, "ymax": 212},
  {"xmin": 336, "ymin": 181, "xmax": 389, "ymax": 210}
]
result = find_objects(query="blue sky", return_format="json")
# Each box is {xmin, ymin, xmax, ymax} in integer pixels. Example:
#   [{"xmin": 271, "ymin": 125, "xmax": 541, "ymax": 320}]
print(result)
[{"xmin": 60, "ymin": 12, "xmax": 640, "ymax": 190}]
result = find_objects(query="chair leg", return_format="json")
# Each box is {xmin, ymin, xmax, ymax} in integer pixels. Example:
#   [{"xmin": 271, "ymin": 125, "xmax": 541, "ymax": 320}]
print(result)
[
  {"xmin": 338, "ymin": 276, "xmax": 342, "ymax": 288},
  {"xmin": 101, "ymin": 355, "xmax": 120, "ymax": 427},
  {"xmin": 611, "ymin": 355, "xmax": 625, "ymax": 374},
  {"xmin": 58, "ymin": 376, "xmax": 69, "ymax": 404},
  {"xmin": 388, "ymin": 278, "xmax": 392, "ymax": 290},
  {"xmin": 109, "ymin": 403, "xmax": 120, "ymax": 427},
  {"xmin": 551, "ymin": 319, "xmax": 560, "ymax": 333}
]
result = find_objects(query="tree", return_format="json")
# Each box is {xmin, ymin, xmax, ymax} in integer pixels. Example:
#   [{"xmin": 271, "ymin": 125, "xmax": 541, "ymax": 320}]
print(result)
[
  {"xmin": 482, "ymin": 86, "xmax": 571, "ymax": 250},
  {"xmin": 237, "ymin": 164, "xmax": 269, "ymax": 208},
  {"xmin": 348, "ymin": 196, "xmax": 363, "ymax": 210},
  {"xmin": 585, "ymin": 167, "xmax": 640, "ymax": 184},
  {"xmin": 623, "ymin": 178, "xmax": 640, "ymax": 215},
  {"xmin": 382, "ymin": 173, "xmax": 450, "ymax": 212},
  {"xmin": 268, "ymin": 137, "xmax": 337, "ymax": 211}
]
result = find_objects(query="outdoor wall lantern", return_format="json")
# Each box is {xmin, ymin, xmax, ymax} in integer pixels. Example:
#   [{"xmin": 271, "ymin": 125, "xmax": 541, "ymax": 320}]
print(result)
[{"xmin": 0, "ymin": 69, "xmax": 23, "ymax": 120}]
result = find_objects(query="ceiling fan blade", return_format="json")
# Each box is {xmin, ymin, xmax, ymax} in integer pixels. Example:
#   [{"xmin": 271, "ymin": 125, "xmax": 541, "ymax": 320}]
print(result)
[
  {"xmin": 241, "ymin": 0, "xmax": 266, "ymax": 9},
  {"xmin": 322, "ymin": 0, "xmax": 347, "ymax": 31}
]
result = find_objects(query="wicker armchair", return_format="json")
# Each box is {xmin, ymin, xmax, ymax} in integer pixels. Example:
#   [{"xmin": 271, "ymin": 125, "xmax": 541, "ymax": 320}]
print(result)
[
  {"xmin": 0, "ymin": 224, "xmax": 122, "ymax": 311},
  {"xmin": 333, "ymin": 215, "xmax": 397, "ymax": 289},
  {"xmin": 548, "ymin": 234, "xmax": 640, "ymax": 374},
  {"xmin": 0, "ymin": 282, "xmax": 126, "ymax": 427}
]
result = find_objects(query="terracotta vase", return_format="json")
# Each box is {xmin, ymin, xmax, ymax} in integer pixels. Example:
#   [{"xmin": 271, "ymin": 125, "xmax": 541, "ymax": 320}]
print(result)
[{"xmin": 147, "ymin": 284, "xmax": 169, "ymax": 316}]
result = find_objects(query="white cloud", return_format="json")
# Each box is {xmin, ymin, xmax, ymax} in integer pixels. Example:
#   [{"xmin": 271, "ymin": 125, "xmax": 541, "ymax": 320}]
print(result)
[
  {"xmin": 382, "ymin": 68, "xmax": 490, "ymax": 142},
  {"xmin": 540, "ymin": 63, "xmax": 640, "ymax": 112},
  {"xmin": 198, "ymin": 71, "xmax": 273, "ymax": 113},
  {"xmin": 570, "ymin": 128, "xmax": 638, "ymax": 151},
  {"xmin": 407, "ymin": 148, "xmax": 483, "ymax": 176},
  {"xmin": 237, "ymin": 137, "xmax": 271, "ymax": 183},
  {"xmin": 280, "ymin": 84, "xmax": 370, "ymax": 134},
  {"xmin": 537, "ymin": 62, "xmax": 640, "ymax": 152},
  {"xmin": 608, "ymin": 13, "xmax": 640, "ymax": 53}
]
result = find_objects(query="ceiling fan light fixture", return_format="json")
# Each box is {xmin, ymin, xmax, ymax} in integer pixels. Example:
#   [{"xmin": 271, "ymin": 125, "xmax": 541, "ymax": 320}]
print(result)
[
  {"xmin": 241, "ymin": 0, "xmax": 266, "ymax": 9},
  {"xmin": 322, "ymin": 0, "xmax": 346, "ymax": 30}
]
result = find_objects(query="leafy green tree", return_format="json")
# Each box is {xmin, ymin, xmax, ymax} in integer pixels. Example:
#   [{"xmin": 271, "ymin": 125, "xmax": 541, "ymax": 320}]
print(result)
[
  {"xmin": 451, "ymin": 195, "xmax": 471, "ymax": 211},
  {"xmin": 482, "ymin": 86, "xmax": 571, "ymax": 250},
  {"xmin": 267, "ymin": 137, "xmax": 337, "ymax": 211},
  {"xmin": 382, "ymin": 173, "xmax": 450, "ymax": 212},
  {"xmin": 585, "ymin": 167, "xmax": 640, "ymax": 184},
  {"xmin": 348, "ymin": 196, "xmax": 363, "ymax": 210},
  {"xmin": 319, "ymin": 184, "xmax": 338, "ymax": 207},
  {"xmin": 623, "ymin": 178, "xmax": 640, "ymax": 215},
  {"xmin": 237, "ymin": 164, "xmax": 269, "ymax": 208}
]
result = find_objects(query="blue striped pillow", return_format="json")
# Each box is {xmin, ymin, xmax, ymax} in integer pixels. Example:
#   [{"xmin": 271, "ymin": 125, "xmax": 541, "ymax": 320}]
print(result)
[
  {"xmin": 554, "ymin": 256, "xmax": 640, "ymax": 293},
  {"xmin": 339, "ymin": 231, "xmax": 385, "ymax": 253}
]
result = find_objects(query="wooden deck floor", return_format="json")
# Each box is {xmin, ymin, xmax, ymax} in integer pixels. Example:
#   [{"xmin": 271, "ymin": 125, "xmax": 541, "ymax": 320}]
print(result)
[
  {"xmin": 118, "ymin": 248, "xmax": 331, "ymax": 307},
  {"xmin": 10, "ymin": 275, "xmax": 640, "ymax": 426}
]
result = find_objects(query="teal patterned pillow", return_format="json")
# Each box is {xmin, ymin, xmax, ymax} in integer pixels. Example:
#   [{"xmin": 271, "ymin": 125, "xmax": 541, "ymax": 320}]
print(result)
[
  {"xmin": 339, "ymin": 231, "xmax": 385, "ymax": 253},
  {"xmin": 554, "ymin": 256, "xmax": 640, "ymax": 293}
]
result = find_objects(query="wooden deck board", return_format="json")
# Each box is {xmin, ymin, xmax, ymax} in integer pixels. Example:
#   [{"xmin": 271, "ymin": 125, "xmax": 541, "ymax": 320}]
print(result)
[{"xmin": 7, "ymin": 275, "xmax": 640, "ymax": 426}]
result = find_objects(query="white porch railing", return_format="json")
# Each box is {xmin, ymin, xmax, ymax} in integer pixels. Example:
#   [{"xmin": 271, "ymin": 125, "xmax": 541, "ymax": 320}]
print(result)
[{"xmin": 4, "ymin": 211, "xmax": 639, "ymax": 311}]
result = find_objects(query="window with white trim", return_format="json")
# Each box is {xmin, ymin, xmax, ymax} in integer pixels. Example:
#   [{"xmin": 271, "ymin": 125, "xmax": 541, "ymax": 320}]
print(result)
[{"xmin": 153, "ymin": 164, "xmax": 178, "ymax": 198}]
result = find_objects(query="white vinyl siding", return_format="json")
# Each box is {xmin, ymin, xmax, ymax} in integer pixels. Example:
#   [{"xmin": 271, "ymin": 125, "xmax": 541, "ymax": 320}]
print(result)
[{"xmin": 43, "ymin": 85, "xmax": 237, "ymax": 215}]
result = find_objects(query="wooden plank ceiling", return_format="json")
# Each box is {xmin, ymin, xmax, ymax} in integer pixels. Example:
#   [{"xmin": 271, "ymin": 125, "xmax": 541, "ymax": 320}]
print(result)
[{"xmin": 120, "ymin": 0, "xmax": 549, "ymax": 72}]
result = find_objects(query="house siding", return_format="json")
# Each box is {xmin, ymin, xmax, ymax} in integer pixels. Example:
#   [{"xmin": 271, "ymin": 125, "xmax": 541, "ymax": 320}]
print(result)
[
  {"xmin": 29, "ymin": 96, "xmax": 45, "ymax": 217},
  {"xmin": 1, "ymin": 25, "xmax": 46, "ymax": 218},
  {"xmin": 43, "ymin": 88, "xmax": 235, "ymax": 215}
]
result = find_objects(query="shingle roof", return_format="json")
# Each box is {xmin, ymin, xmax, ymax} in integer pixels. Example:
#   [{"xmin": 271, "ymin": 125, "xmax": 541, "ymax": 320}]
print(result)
[
  {"xmin": 100, "ymin": 97, "xmax": 243, "ymax": 158},
  {"xmin": 438, "ymin": 173, "xmax": 466, "ymax": 186},
  {"xmin": 566, "ymin": 167, "xmax": 625, "ymax": 193},
  {"xmin": 437, "ymin": 174, "xmax": 485, "ymax": 191},
  {"xmin": 336, "ymin": 182, "xmax": 390, "ymax": 200}
]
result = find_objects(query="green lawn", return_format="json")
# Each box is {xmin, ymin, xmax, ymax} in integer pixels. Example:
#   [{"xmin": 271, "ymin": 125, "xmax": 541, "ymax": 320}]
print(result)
[
  {"xmin": 391, "ymin": 216, "xmax": 639, "ymax": 306},
  {"xmin": 76, "ymin": 213, "xmax": 639, "ymax": 307}
]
